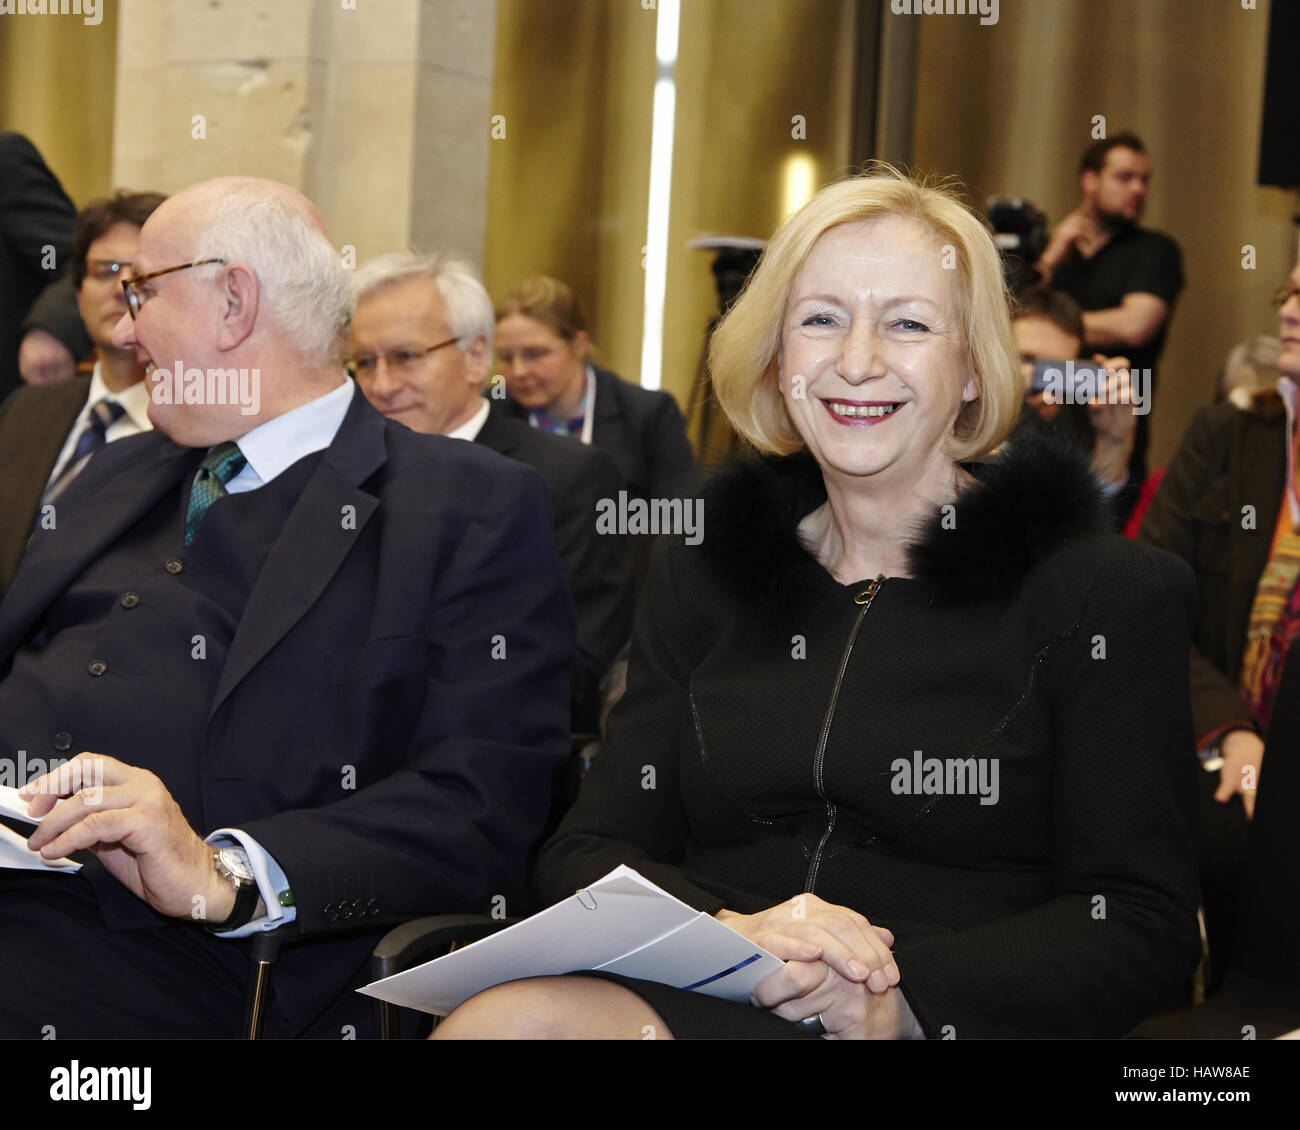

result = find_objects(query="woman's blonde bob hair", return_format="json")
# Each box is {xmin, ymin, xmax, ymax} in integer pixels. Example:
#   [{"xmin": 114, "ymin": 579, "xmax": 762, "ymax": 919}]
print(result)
[{"xmin": 709, "ymin": 166, "xmax": 1022, "ymax": 461}]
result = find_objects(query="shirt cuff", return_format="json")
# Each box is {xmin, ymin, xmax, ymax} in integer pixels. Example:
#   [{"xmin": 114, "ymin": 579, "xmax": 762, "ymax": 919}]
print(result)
[
  {"xmin": 204, "ymin": 828, "xmax": 296, "ymax": 938},
  {"xmin": 1094, "ymin": 471, "xmax": 1126, "ymax": 498},
  {"xmin": 1196, "ymin": 721, "xmax": 1259, "ymax": 758}
]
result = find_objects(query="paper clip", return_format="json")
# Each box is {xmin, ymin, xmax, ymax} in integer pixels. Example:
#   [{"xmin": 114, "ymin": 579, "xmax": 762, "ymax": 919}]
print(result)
[{"xmin": 575, "ymin": 887, "xmax": 598, "ymax": 910}]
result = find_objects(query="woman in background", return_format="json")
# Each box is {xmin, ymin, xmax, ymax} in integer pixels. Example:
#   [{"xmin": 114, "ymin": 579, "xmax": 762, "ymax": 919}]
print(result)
[{"xmin": 494, "ymin": 276, "xmax": 695, "ymax": 503}]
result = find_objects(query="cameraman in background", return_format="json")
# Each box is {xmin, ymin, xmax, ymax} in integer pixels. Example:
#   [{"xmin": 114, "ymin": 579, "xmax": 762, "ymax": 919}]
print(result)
[{"xmin": 1010, "ymin": 286, "xmax": 1140, "ymax": 530}]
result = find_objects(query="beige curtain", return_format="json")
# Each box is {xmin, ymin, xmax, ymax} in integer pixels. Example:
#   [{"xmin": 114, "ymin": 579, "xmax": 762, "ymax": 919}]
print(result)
[
  {"xmin": 0, "ymin": 6, "xmax": 118, "ymax": 207},
  {"xmin": 910, "ymin": 0, "xmax": 1295, "ymax": 468}
]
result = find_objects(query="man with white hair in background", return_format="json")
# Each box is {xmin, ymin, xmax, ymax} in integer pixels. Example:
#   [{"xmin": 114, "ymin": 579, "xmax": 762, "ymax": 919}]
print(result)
[
  {"xmin": 350, "ymin": 251, "xmax": 633, "ymax": 736},
  {"xmin": 0, "ymin": 177, "xmax": 574, "ymax": 1038}
]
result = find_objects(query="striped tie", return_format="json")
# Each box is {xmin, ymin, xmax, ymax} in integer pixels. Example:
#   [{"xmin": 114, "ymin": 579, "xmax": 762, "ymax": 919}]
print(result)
[
  {"xmin": 44, "ymin": 397, "xmax": 127, "ymax": 502},
  {"xmin": 184, "ymin": 442, "xmax": 248, "ymax": 547}
]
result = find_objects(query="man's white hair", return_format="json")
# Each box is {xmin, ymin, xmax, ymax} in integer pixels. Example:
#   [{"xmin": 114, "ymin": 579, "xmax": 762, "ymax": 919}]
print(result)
[
  {"xmin": 352, "ymin": 251, "xmax": 495, "ymax": 354},
  {"xmin": 192, "ymin": 186, "xmax": 352, "ymax": 367},
  {"xmin": 1222, "ymin": 335, "xmax": 1282, "ymax": 410}
]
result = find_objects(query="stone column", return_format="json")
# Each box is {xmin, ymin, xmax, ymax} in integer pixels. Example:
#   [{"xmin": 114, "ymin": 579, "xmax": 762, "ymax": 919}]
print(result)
[{"xmin": 112, "ymin": 0, "xmax": 496, "ymax": 266}]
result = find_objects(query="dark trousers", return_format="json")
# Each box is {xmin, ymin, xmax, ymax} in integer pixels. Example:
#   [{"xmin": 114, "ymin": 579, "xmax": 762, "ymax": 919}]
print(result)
[
  {"xmin": 0, "ymin": 870, "xmax": 378, "ymax": 1039},
  {"xmin": 1196, "ymin": 770, "xmax": 1250, "ymax": 997}
]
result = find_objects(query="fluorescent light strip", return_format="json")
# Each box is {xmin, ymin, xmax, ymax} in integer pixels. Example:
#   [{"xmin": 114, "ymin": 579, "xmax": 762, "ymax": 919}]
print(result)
[{"xmin": 640, "ymin": 0, "xmax": 680, "ymax": 393}]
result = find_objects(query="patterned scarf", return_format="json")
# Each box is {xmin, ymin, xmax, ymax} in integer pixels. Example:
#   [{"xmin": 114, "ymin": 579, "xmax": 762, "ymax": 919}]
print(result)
[{"xmin": 1239, "ymin": 400, "xmax": 1300, "ymax": 732}]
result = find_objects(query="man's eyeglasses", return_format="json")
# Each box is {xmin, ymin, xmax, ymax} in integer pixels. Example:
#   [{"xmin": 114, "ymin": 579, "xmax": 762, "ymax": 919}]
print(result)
[
  {"xmin": 1271, "ymin": 283, "xmax": 1300, "ymax": 312},
  {"xmin": 347, "ymin": 337, "xmax": 460, "ymax": 377},
  {"xmin": 85, "ymin": 260, "xmax": 132, "ymax": 284},
  {"xmin": 121, "ymin": 259, "xmax": 228, "ymax": 319}
]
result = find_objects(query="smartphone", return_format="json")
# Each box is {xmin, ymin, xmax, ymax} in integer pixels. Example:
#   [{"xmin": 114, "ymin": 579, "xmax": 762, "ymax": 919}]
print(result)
[{"xmin": 1029, "ymin": 360, "xmax": 1104, "ymax": 402}]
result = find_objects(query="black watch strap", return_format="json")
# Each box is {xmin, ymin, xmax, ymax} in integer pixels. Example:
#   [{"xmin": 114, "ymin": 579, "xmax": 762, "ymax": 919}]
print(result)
[{"xmin": 204, "ymin": 866, "xmax": 260, "ymax": 934}]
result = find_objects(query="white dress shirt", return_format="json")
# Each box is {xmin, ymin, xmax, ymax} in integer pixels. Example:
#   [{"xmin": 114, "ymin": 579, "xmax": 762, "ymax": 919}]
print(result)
[
  {"xmin": 44, "ymin": 362, "xmax": 152, "ymax": 489},
  {"xmin": 446, "ymin": 397, "xmax": 490, "ymax": 442}
]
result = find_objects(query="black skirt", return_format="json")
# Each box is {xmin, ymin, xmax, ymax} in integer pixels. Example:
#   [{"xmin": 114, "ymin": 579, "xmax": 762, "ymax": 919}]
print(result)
[{"xmin": 575, "ymin": 970, "xmax": 824, "ymax": 1040}]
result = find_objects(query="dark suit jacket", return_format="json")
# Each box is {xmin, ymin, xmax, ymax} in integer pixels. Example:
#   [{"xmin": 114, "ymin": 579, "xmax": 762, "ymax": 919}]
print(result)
[
  {"xmin": 0, "ymin": 388, "xmax": 574, "ymax": 1033},
  {"xmin": 496, "ymin": 365, "xmax": 696, "ymax": 502},
  {"xmin": 19, "ymin": 273, "xmax": 91, "ymax": 370},
  {"xmin": 0, "ymin": 374, "xmax": 89, "ymax": 597},
  {"xmin": 474, "ymin": 410, "xmax": 632, "ymax": 731},
  {"xmin": 1138, "ymin": 398, "xmax": 1287, "ymax": 742},
  {"xmin": 0, "ymin": 133, "xmax": 78, "ymax": 400}
]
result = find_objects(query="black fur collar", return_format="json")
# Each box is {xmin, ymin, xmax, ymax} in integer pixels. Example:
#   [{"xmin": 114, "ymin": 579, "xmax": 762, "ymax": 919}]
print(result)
[{"xmin": 696, "ymin": 431, "xmax": 1111, "ymax": 619}]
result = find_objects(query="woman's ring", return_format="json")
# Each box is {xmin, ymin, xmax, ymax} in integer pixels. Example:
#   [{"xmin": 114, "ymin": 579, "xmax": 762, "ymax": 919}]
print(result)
[{"xmin": 795, "ymin": 1014, "xmax": 827, "ymax": 1036}]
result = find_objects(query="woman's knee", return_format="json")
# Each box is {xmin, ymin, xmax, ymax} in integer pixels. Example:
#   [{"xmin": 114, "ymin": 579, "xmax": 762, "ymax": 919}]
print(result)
[{"xmin": 430, "ymin": 976, "xmax": 670, "ymax": 1040}]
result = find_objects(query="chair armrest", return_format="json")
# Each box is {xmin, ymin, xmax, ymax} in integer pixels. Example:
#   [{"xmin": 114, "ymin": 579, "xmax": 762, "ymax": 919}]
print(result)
[{"xmin": 369, "ymin": 914, "xmax": 517, "ymax": 981}]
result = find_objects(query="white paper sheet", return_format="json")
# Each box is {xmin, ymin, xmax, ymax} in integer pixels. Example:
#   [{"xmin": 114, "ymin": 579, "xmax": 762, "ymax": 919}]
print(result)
[
  {"xmin": 358, "ymin": 864, "xmax": 781, "ymax": 1016},
  {"xmin": 0, "ymin": 784, "xmax": 82, "ymax": 871}
]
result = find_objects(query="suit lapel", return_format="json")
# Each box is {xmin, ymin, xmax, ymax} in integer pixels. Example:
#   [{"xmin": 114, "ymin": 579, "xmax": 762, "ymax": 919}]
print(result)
[
  {"xmin": 474, "ymin": 411, "xmax": 520, "ymax": 458},
  {"xmin": 209, "ymin": 393, "xmax": 387, "ymax": 717},
  {"xmin": 590, "ymin": 367, "xmax": 623, "ymax": 448},
  {"xmin": 0, "ymin": 434, "xmax": 199, "ymax": 659},
  {"xmin": 0, "ymin": 378, "xmax": 90, "ymax": 587}
]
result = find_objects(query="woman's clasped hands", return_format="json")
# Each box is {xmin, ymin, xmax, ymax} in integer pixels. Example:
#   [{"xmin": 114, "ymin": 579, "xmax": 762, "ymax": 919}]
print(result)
[{"xmin": 716, "ymin": 894, "xmax": 921, "ymax": 1040}]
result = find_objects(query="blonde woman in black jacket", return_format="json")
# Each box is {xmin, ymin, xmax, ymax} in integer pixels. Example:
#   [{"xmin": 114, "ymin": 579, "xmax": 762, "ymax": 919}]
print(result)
[{"xmin": 434, "ymin": 168, "xmax": 1202, "ymax": 1041}]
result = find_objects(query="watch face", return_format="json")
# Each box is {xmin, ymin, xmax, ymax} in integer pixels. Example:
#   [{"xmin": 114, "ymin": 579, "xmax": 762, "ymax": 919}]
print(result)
[{"xmin": 218, "ymin": 847, "xmax": 255, "ymax": 882}]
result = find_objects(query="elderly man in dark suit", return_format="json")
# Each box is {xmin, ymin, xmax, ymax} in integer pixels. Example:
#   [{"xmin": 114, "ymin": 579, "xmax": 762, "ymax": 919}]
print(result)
[
  {"xmin": 0, "ymin": 177, "xmax": 573, "ymax": 1038},
  {"xmin": 350, "ymin": 251, "xmax": 633, "ymax": 735},
  {"xmin": 0, "ymin": 190, "xmax": 166, "ymax": 598}
]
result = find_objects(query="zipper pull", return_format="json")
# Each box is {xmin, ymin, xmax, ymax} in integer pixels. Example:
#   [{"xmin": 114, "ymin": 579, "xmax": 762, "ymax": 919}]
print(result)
[{"xmin": 854, "ymin": 574, "xmax": 886, "ymax": 605}]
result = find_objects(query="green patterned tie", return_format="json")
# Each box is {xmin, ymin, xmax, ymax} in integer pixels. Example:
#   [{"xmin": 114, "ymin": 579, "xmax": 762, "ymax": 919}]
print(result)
[{"xmin": 184, "ymin": 441, "xmax": 248, "ymax": 546}]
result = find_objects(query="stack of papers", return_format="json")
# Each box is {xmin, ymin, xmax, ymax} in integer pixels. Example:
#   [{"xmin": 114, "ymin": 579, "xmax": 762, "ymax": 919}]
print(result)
[
  {"xmin": 360, "ymin": 864, "xmax": 782, "ymax": 1016},
  {"xmin": 0, "ymin": 784, "xmax": 82, "ymax": 872}
]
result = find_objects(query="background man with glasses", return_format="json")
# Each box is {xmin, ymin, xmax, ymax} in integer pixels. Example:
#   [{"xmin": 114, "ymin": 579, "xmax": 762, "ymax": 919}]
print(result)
[
  {"xmin": 0, "ymin": 176, "xmax": 573, "ymax": 1038},
  {"xmin": 0, "ymin": 190, "xmax": 166, "ymax": 598},
  {"xmin": 1139, "ymin": 265, "xmax": 1300, "ymax": 991},
  {"xmin": 350, "ymin": 251, "xmax": 633, "ymax": 737}
]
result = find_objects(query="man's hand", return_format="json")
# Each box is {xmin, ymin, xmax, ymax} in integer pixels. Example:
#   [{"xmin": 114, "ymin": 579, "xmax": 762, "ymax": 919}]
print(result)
[
  {"xmin": 19, "ymin": 752, "xmax": 236, "ymax": 922},
  {"xmin": 716, "ymin": 894, "xmax": 898, "ymax": 992},
  {"xmin": 1038, "ymin": 209, "xmax": 1102, "ymax": 278},
  {"xmin": 18, "ymin": 328, "xmax": 76, "ymax": 385},
  {"xmin": 1087, "ymin": 354, "xmax": 1137, "ymax": 485},
  {"xmin": 1214, "ymin": 729, "xmax": 1265, "ymax": 820}
]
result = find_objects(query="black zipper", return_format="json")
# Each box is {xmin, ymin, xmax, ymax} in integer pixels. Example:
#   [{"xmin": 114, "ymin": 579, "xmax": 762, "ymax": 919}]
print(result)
[{"xmin": 803, "ymin": 575, "xmax": 884, "ymax": 893}]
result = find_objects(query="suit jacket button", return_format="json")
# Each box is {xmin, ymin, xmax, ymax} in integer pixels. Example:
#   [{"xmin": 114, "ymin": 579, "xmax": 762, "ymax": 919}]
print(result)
[
  {"xmin": 120, "ymin": 592, "xmax": 140, "ymax": 608},
  {"xmin": 366, "ymin": 898, "xmax": 379, "ymax": 916},
  {"xmin": 53, "ymin": 732, "xmax": 71, "ymax": 751},
  {"xmin": 165, "ymin": 559, "xmax": 183, "ymax": 575},
  {"xmin": 323, "ymin": 902, "xmax": 337, "ymax": 922},
  {"xmin": 87, "ymin": 660, "xmax": 107, "ymax": 677}
]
